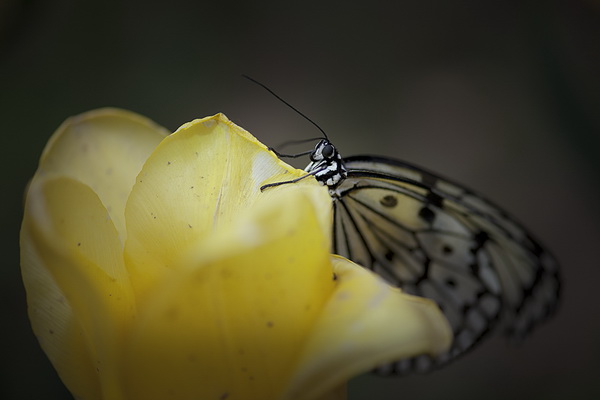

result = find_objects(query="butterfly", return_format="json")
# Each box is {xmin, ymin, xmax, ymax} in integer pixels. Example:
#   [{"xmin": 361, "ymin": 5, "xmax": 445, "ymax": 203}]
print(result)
[{"xmin": 247, "ymin": 76, "xmax": 561, "ymax": 374}]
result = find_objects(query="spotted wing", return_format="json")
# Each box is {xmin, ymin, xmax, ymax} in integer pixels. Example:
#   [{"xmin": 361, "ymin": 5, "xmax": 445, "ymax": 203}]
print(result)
[{"xmin": 332, "ymin": 155, "xmax": 560, "ymax": 374}]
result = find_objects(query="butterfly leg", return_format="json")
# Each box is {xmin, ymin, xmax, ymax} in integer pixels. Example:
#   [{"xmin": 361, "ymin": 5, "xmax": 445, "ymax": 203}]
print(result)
[{"xmin": 260, "ymin": 166, "xmax": 327, "ymax": 191}]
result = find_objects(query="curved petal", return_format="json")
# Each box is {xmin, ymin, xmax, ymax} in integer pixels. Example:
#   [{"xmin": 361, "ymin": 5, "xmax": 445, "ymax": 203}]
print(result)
[
  {"xmin": 23, "ymin": 177, "xmax": 136, "ymax": 400},
  {"xmin": 283, "ymin": 256, "xmax": 452, "ymax": 400},
  {"xmin": 35, "ymin": 108, "xmax": 168, "ymax": 243},
  {"xmin": 124, "ymin": 113, "xmax": 330, "ymax": 300},
  {"xmin": 20, "ymin": 223, "xmax": 100, "ymax": 399},
  {"xmin": 121, "ymin": 191, "xmax": 334, "ymax": 400}
]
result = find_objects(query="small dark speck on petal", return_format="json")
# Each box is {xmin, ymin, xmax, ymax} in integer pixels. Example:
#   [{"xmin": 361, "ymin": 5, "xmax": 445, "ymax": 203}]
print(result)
[
  {"xmin": 190, "ymin": 186, "xmax": 194, "ymax": 189},
  {"xmin": 188, "ymin": 224, "xmax": 193, "ymax": 228},
  {"xmin": 220, "ymin": 393, "xmax": 229, "ymax": 400},
  {"xmin": 165, "ymin": 306, "xmax": 179, "ymax": 320},
  {"xmin": 332, "ymin": 272, "xmax": 337, "ymax": 281},
  {"xmin": 266, "ymin": 321, "xmax": 274, "ymax": 328},
  {"xmin": 49, "ymin": 329, "xmax": 54, "ymax": 334},
  {"xmin": 77, "ymin": 242, "xmax": 81, "ymax": 247},
  {"xmin": 167, "ymin": 161, "xmax": 171, "ymax": 165}
]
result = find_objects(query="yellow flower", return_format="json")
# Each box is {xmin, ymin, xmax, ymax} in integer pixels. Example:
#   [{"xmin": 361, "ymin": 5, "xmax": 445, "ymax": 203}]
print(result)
[{"xmin": 20, "ymin": 109, "xmax": 452, "ymax": 400}]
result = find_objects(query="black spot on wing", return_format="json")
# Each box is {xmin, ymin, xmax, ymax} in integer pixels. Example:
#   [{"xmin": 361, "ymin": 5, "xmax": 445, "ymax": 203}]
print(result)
[
  {"xmin": 418, "ymin": 206, "xmax": 436, "ymax": 223},
  {"xmin": 474, "ymin": 231, "xmax": 489, "ymax": 246},
  {"xmin": 385, "ymin": 250, "xmax": 394, "ymax": 261},
  {"xmin": 417, "ymin": 191, "xmax": 444, "ymax": 224},
  {"xmin": 380, "ymin": 194, "xmax": 398, "ymax": 208},
  {"xmin": 426, "ymin": 191, "xmax": 444, "ymax": 208},
  {"xmin": 471, "ymin": 231, "xmax": 490, "ymax": 254},
  {"xmin": 442, "ymin": 244, "xmax": 454, "ymax": 255}
]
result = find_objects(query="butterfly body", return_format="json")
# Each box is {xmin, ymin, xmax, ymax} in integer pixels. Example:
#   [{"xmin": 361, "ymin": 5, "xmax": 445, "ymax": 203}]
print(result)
[
  {"xmin": 304, "ymin": 139, "xmax": 348, "ymax": 189},
  {"xmin": 302, "ymin": 140, "xmax": 560, "ymax": 374}
]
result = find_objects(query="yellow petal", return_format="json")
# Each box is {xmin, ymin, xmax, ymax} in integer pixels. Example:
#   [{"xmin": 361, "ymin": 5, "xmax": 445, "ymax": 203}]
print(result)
[
  {"xmin": 124, "ymin": 113, "xmax": 330, "ymax": 300},
  {"xmin": 20, "ymin": 223, "xmax": 100, "ymax": 399},
  {"xmin": 283, "ymin": 256, "xmax": 452, "ymax": 400},
  {"xmin": 35, "ymin": 108, "xmax": 168, "ymax": 243},
  {"xmin": 121, "ymin": 190, "xmax": 334, "ymax": 400},
  {"xmin": 23, "ymin": 176, "xmax": 136, "ymax": 400}
]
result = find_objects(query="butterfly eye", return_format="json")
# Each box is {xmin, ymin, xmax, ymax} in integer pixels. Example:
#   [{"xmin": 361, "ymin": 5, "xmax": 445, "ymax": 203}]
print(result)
[{"xmin": 321, "ymin": 144, "xmax": 335, "ymax": 158}]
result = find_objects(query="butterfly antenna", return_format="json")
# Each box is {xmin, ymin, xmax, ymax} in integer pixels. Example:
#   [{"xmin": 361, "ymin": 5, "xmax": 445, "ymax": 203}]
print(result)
[
  {"xmin": 276, "ymin": 137, "xmax": 324, "ymax": 149},
  {"xmin": 242, "ymin": 74, "xmax": 329, "ymax": 140}
]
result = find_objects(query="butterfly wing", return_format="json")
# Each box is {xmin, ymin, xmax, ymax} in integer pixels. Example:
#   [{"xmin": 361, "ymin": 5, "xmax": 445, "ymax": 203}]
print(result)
[{"xmin": 332, "ymin": 155, "xmax": 560, "ymax": 373}]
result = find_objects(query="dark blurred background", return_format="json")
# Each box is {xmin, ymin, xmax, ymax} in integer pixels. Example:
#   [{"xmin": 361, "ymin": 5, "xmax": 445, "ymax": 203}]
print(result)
[{"xmin": 2, "ymin": 1, "xmax": 599, "ymax": 399}]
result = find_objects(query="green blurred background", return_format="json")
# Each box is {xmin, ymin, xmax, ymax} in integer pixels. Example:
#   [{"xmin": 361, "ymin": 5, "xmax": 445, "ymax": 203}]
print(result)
[{"xmin": 2, "ymin": 0, "xmax": 599, "ymax": 399}]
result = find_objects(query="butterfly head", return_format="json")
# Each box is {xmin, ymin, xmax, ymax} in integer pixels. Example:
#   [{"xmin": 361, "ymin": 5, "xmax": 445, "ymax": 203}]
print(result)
[{"xmin": 310, "ymin": 139, "xmax": 337, "ymax": 162}]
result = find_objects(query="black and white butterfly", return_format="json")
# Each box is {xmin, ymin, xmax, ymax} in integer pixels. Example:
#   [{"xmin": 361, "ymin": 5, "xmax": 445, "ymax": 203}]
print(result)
[{"xmin": 247, "ymin": 76, "xmax": 561, "ymax": 374}]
